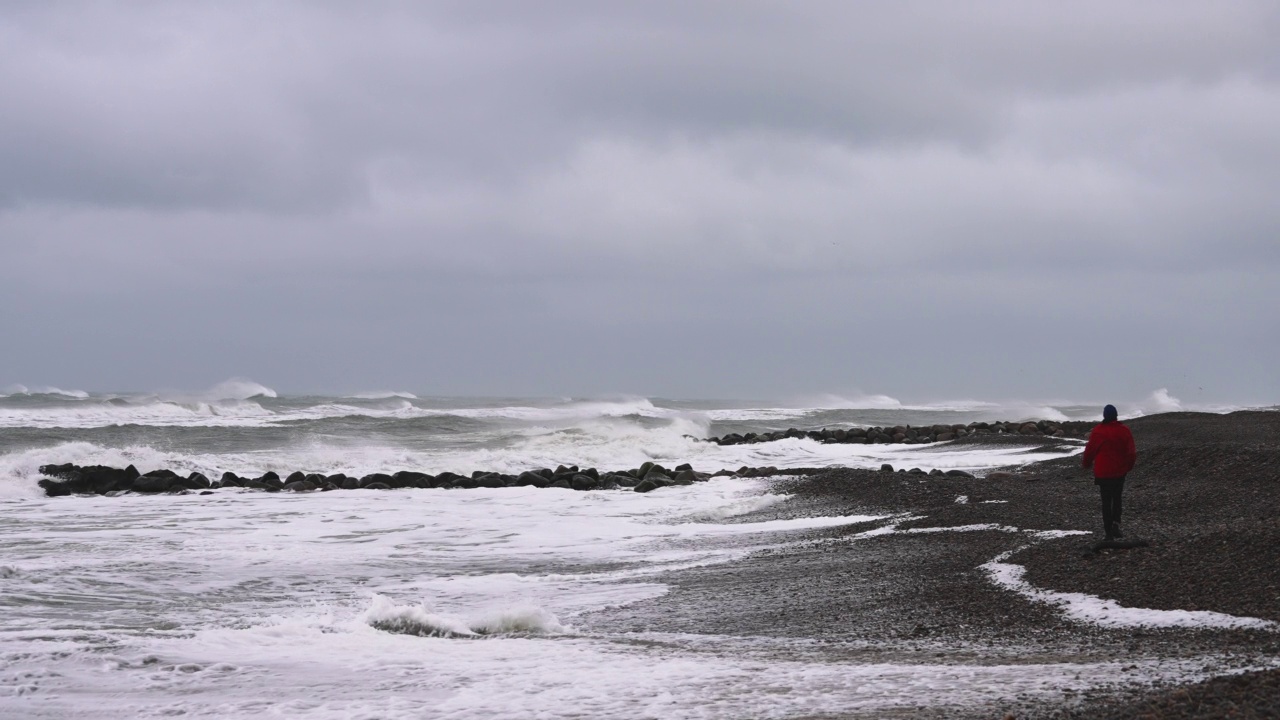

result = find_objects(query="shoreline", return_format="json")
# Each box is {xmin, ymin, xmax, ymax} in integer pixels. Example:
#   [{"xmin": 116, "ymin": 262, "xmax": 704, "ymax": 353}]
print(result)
[{"xmin": 580, "ymin": 410, "xmax": 1280, "ymax": 718}]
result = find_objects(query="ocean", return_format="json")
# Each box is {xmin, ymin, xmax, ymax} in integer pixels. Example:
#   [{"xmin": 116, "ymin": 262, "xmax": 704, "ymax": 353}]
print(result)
[{"xmin": 0, "ymin": 381, "xmax": 1247, "ymax": 717}]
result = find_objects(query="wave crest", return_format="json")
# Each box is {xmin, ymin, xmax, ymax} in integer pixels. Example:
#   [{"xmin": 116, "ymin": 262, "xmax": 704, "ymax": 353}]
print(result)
[
  {"xmin": 201, "ymin": 378, "xmax": 278, "ymax": 401},
  {"xmin": 360, "ymin": 594, "xmax": 570, "ymax": 638}
]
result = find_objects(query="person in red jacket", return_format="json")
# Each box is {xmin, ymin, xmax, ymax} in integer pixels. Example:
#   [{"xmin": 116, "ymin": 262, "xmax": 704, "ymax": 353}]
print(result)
[{"xmin": 1082, "ymin": 404, "xmax": 1138, "ymax": 540}]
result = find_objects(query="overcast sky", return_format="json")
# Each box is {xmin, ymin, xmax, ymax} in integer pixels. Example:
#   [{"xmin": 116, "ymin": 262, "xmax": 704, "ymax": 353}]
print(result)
[{"xmin": 2, "ymin": 1, "xmax": 1278, "ymax": 404}]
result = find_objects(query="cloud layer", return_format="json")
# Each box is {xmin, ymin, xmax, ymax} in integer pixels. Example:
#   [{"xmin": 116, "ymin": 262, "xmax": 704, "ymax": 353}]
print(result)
[{"xmin": 2, "ymin": 2, "xmax": 1278, "ymax": 402}]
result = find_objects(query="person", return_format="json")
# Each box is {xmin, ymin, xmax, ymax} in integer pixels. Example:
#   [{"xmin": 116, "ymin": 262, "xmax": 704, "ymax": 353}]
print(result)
[{"xmin": 1081, "ymin": 404, "xmax": 1138, "ymax": 540}]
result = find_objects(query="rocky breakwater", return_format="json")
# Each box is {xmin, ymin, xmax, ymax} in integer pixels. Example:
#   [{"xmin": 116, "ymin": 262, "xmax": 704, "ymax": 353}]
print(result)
[
  {"xmin": 35, "ymin": 461, "xmax": 806, "ymax": 498},
  {"xmin": 706, "ymin": 419, "xmax": 1091, "ymax": 446}
]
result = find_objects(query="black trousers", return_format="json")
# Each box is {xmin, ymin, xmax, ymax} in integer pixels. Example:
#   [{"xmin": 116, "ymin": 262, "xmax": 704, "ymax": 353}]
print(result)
[{"xmin": 1096, "ymin": 476, "xmax": 1125, "ymax": 534}]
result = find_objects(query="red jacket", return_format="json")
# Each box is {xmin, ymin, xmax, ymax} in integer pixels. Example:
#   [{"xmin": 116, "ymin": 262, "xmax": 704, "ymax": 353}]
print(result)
[{"xmin": 1082, "ymin": 421, "xmax": 1137, "ymax": 479}]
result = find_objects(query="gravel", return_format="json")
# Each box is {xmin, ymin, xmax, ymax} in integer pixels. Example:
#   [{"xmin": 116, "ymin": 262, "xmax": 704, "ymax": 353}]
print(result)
[{"xmin": 580, "ymin": 410, "xmax": 1280, "ymax": 718}]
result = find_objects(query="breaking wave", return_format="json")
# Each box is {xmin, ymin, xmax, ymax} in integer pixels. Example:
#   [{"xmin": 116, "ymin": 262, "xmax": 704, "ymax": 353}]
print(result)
[{"xmin": 360, "ymin": 594, "xmax": 570, "ymax": 638}]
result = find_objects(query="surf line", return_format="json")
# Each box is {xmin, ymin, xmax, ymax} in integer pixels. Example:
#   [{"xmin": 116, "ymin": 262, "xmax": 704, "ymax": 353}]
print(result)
[{"xmin": 839, "ymin": 518, "xmax": 1278, "ymax": 631}]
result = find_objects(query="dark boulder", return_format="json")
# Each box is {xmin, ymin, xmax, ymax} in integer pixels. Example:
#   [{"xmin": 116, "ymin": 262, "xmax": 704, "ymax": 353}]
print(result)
[
  {"xmin": 473, "ymin": 474, "xmax": 506, "ymax": 489},
  {"xmin": 132, "ymin": 475, "xmax": 173, "ymax": 493},
  {"xmin": 284, "ymin": 480, "xmax": 317, "ymax": 492},
  {"xmin": 643, "ymin": 471, "xmax": 671, "ymax": 485},
  {"xmin": 570, "ymin": 474, "xmax": 599, "ymax": 491},
  {"xmin": 359, "ymin": 473, "xmax": 394, "ymax": 489},
  {"xmin": 39, "ymin": 463, "xmax": 76, "ymax": 478},
  {"xmin": 633, "ymin": 479, "xmax": 660, "ymax": 493},
  {"xmin": 220, "ymin": 472, "xmax": 243, "ymax": 488},
  {"xmin": 83, "ymin": 466, "xmax": 127, "ymax": 494},
  {"xmin": 285, "ymin": 471, "xmax": 307, "ymax": 485},
  {"xmin": 362, "ymin": 482, "xmax": 392, "ymax": 490},
  {"xmin": 608, "ymin": 473, "xmax": 639, "ymax": 488},
  {"xmin": 38, "ymin": 479, "xmax": 72, "ymax": 497},
  {"xmin": 945, "ymin": 470, "xmax": 975, "ymax": 479},
  {"xmin": 341, "ymin": 477, "xmax": 361, "ymax": 490},
  {"xmin": 515, "ymin": 471, "xmax": 550, "ymax": 488},
  {"xmin": 936, "ymin": 433, "xmax": 956, "ymax": 442},
  {"xmin": 394, "ymin": 471, "xmax": 432, "ymax": 488},
  {"xmin": 880, "ymin": 464, "xmax": 894, "ymax": 472},
  {"xmin": 549, "ymin": 478, "xmax": 571, "ymax": 489},
  {"xmin": 435, "ymin": 472, "xmax": 464, "ymax": 487},
  {"xmin": 672, "ymin": 469, "xmax": 697, "ymax": 485}
]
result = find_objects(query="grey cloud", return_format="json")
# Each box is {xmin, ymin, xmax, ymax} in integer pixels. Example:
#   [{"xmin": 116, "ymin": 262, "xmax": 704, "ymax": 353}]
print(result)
[{"xmin": 1, "ymin": 2, "xmax": 1278, "ymax": 402}]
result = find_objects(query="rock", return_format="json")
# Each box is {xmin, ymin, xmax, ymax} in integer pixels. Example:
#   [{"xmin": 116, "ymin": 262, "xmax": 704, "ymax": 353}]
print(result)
[
  {"xmin": 435, "ymin": 472, "xmax": 464, "ymax": 487},
  {"xmin": 362, "ymin": 482, "xmax": 392, "ymax": 490},
  {"xmin": 880, "ymin": 464, "xmax": 895, "ymax": 473},
  {"xmin": 549, "ymin": 478, "xmax": 571, "ymax": 489},
  {"xmin": 672, "ymin": 469, "xmax": 698, "ymax": 485},
  {"xmin": 124, "ymin": 464, "xmax": 140, "ymax": 481},
  {"xmin": 643, "ymin": 465, "xmax": 671, "ymax": 481},
  {"xmin": 82, "ymin": 466, "xmax": 127, "ymax": 494},
  {"xmin": 945, "ymin": 470, "xmax": 975, "ymax": 478},
  {"xmin": 220, "ymin": 472, "xmax": 242, "ymax": 488},
  {"xmin": 245, "ymin": 479, "xmax": 281, "ymax": 492},
  {"xmin": 570, "ymin": 474, "xmax": 599, "ymax": 491},
  {"xmin": 199, "ymin": 490, "xmax": 214, "ymax": 496},
  {"xmin": 39, "ymin": 463, "xmax": 76, "ymax": 478},
  {"xmin": 341, "ymin": 477, "xmax": 361, "ymax": 490},
  {"xmin": 38, "ymin": 479, "xmax": 72, "ymax": 497},
  {"xmin": 359, "ymin": 473, "xmax": 394, "ymax": 489},
  {"xmin": 633, "ymin": 479, "xmax": 659, "ymax": 493},
  {"xmin": 171, "ymin": 474, "xmax": 209, "ymax": 491},
  {"xmin": 285, "ymin": 471, "xmax": 307, "ymax": 485},
  {"xmin": 936, "ymin": 432, "xmax": 956, "ymax": 442},
  {"xmin": 132, "ymin": 475, "xmax": 173, "ymax": 493},
  {"xmin": 284, "ymin": 480, "xmax": 317, "ymax": 492},
  {"xmin": 674, "ymin": 463, "xmax": 693, "ymax": 472},
  {"xmin": 473, "ymin": 474, "xmax": 506, "ymax": 488},
  {"xmin": 515, "ymin": 471, "xmax": 550, "ymax": 488},
  {"xmin": 608, "ymin": 473, "xmax": 639, "ymax": 488},
  {"xmin": 986, "ymin": 471, "xmax": 1018, "ymax": 481}
]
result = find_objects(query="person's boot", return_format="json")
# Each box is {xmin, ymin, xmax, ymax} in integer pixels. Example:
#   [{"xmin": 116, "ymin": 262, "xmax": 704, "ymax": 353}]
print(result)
[{"xmin": 1111, "ymin": 521, "xmax": 1123, "ymax": 539}]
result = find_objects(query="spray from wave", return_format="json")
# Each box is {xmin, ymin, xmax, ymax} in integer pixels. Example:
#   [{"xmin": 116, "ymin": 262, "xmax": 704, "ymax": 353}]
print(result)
[{"xmin": 360, "ymin": 594, "xmax": 570, "ymax": 638}]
